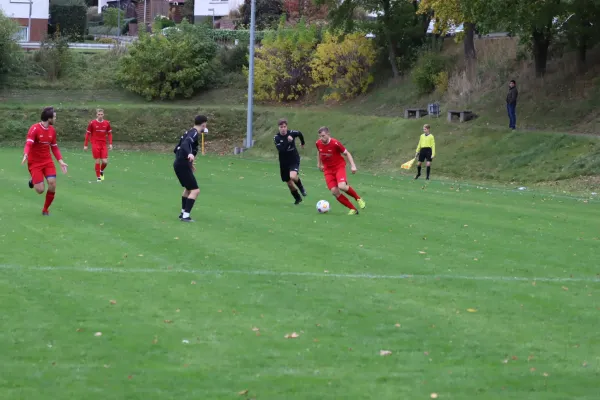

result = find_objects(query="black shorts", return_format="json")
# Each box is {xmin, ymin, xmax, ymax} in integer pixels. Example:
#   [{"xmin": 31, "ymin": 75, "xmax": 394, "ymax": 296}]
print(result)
[
  {"xmin": 279, "ymin": 155, "xmax": 300, "ymax": 182},
  {"xmin": 174, "ymin": 161, "xmax": 198, "ymax": 190},
  {"xmin": 418, "ymin": 148, "xmax": 433, "ymax": 162}
]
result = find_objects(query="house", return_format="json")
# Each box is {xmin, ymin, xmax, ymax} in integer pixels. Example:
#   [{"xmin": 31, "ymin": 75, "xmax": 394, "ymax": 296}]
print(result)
[
  {"xmin": 194, "ymin": 0, "xmax": 233, "ymax": 24},
  {"xmin": 0, "ymin": 0, "xmax": 49, "ymax": 41}
]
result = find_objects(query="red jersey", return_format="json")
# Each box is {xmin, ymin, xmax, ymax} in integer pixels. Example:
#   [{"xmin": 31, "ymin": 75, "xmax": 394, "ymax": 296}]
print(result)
[
  {"xmin": 23, "ymin": 123, "xmax": 62, "ymax": 165},
  {"xmin": 84, "ymin": 119, "xmax": 113, "ymax": 146},
  {"xmin": 316, "ymin": 138, "xmax": 347, "ymax": 170}
]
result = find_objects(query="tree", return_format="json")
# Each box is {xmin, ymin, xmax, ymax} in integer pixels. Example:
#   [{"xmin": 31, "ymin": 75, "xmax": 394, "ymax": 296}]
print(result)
[
  {"xmin": 316, "ymin": 0, "xmax": 431, "ymax": 78},
  {"xmin": 283, "ymin": 0, "xmax": 328, "ymax": 23},
  {"xmin": 562, "ymin": 0, "xmax": 600, "ymax": 72},
  {"xmin": 239, "ymin": 0, "xmax": 285, "ymax": 30},
  {"xmin": 249, "ymin": 17, "xmax": 318, "ymax": 101},
  {"xmin": 0, "ymin": 10, "xmax": 21, "ymax": 80},
  {"xmin": 310, "ymin": 31, "xmax": 377, "ymax": 101},
  {"xmin": 463, "ymin": 0, "xmax": 565, "ymax": 77},
  {"xmin": 117, "ymin": 21, "xmax": 219, "ymax": 100},
  {"xmin": 417, "ymin": 0, "xmax": 477, "ymax": 61}
]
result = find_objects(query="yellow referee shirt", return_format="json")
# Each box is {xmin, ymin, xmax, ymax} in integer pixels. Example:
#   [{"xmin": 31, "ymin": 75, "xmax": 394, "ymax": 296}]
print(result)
[{"xmin": 415, "ymin": 133, "xmax": 436, "ymax": 157}]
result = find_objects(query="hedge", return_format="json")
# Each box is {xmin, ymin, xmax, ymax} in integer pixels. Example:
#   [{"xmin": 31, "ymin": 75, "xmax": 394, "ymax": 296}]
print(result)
[
  {"xmin": 49, "ymin": 4, "xmax": 87, "ymax": 39},
  {"xmin": 0, "ymin": 106, "xmax": 262, "ymax": 143}
]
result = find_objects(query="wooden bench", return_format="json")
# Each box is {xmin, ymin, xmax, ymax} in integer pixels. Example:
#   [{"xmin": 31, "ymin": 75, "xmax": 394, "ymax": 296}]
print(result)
[
  {"xmin": 447, "ymin": 110, "xmax": 473, "ymax": 123},
  {"xmin": 404, "ymin": 108, "xmax": 428, "ymax": 119}
]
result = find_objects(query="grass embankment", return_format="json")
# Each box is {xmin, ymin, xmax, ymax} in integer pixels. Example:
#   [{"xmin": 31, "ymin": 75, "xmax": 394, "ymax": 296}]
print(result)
[{"xmin": 1, "ymin": 103, "xmax": 599, "ymax": 185}]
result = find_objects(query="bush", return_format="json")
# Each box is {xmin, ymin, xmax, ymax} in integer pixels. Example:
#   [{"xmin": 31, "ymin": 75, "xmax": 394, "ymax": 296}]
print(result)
[
  {"xmin": 250, "ymin": 17, "xmax": 319, "ymax": 102},
  {"xmin": 411, "ymin": 53, "xmax": 447, "ymax": 95},
  {"xmin": 117, "ymin": 21, "xmax": 219, "ymax": 100},
  {"xmin": 33, "ymin": 34, "xmax": 72, "ymax": 81},
  {"xmin": 433, "ymin": 71, "xmax": 448, "ymax": 95},
  {"xmin": 310, "ymin": 32, "xmax": 376, "ymax": 102},
  {"xmin": 96, "ymin": 37, "xmax": 117, "ymax": 44},
  {"xmin": 0, "ymin": 11, "xmax": 22, "ymax": 81},
  {"xmin": 218, "ymin": 44, "xmax": 249, "ymax": 73},
  {"xmin": 102, "ymin": 7, "xmax": 124, "ymax": 29},
  {"xmin": 49, "ymin": 0, "xmax": 87, "ymax": 40},
  {"xmin": 152, "ymin": 15, "xmax": 176, "ymax": 32}
]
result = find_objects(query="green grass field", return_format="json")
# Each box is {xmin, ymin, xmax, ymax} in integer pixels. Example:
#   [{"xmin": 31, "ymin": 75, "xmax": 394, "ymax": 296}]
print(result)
[{"xmin": 0, "ymin": 147, "xmax": 599, "ymax": 400}]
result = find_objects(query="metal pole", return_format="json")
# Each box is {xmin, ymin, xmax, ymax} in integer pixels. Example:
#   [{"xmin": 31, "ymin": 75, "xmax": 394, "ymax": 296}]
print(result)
[
  {"xmin": 143, "ymin": 0, "xmax": 147, "ymax": 27},
  {"xmin": 117, "ymin": 0, "xmax": 121, "ymax": 38},
  {"xmin": 245, "ymin": 0, "xmax": 256, "ymax": 149},
  {"xmin": 28, "ymin": 0, "xmax": 32, "ymax": 42}
]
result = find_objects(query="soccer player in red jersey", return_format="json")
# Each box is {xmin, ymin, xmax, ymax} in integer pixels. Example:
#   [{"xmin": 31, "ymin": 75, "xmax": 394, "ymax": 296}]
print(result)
[
  {"xmin": 21, "ymin": 107, "xmax": 68, "ymax": 216},
  {"xmin": 84, "ymin": 108, "xmax": 113, "ymax": 182},
  {"xmin": 315, "ymin": 127, "xmax": 366, "ymax": 215}
]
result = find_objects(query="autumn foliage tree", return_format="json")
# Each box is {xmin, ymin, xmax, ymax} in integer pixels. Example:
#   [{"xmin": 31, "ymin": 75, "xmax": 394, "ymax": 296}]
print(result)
[
  {"xmin": 310, "ymin": 32, "xmax": 377, "ymax": 101},
  {"xmin": 417, "ymin": 0, "xmax": 477, "ymax": 61},
  {"xmin": 250, "ymin": 17, "xmax": 319, "ymax": 102},
  {"xmin": 283, "ymin": 0, "xmax": 328, "ymax": 23}
]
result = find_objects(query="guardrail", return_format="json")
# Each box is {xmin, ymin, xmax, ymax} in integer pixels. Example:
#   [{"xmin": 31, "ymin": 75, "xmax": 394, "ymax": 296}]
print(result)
[{"xmin": 18, "ymin": 42, "xmax": 130, "ymax": 50}]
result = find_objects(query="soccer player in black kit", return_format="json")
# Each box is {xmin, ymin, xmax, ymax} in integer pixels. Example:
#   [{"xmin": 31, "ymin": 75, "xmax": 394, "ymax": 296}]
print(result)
[
  {"xmin": 274, "ymin": 119, "xmax": 307, "ymax": 204},
  {"xmin": 173, "ymin": 115, "xmax": 207, "ymax": 222}
]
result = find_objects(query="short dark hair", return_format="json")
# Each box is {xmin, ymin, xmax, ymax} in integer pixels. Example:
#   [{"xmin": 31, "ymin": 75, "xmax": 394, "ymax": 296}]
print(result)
[
  {"xmin": 278, "ymin": 119, "xmax": 287, "ymax": 126},
  {"xmin": 318, "ymin": 126, "xmax": 329, "ymax": 134},
  {"xmin": 41, "ymin": 107, "xmax": 55, "ymax": 122},
  {"xmin": 195, "ymin": 115, "xmax": 208, "ymax": 125},
  {"xmin": 510, "ymin": 80, "xmax": 516, "ymax": 84}
]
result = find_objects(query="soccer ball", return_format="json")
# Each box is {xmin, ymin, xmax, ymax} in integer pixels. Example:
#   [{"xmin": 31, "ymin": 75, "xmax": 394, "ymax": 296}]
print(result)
[{"xmin": 316, "ymin": 200, "xmax": 330, "ymax": 213}]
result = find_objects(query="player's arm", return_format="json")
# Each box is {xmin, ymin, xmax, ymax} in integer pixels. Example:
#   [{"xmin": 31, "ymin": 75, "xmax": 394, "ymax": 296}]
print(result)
[
  {"xmin": 181, "ymin": 131, "xmax": 197, "ymax": 161},
  {"xmin": 22, "ymin": 126, "xmax": 36, "ymax": 164},
  {"xmin": 415, "ymin": 136, "xmax": 423, "ymax": 158},
  {"xmin": 84, "ymin": 121, "xmax": 92, "ymax": 149},
  {"xmin": 51, "ymin": 132, "xmax": 68, "ymax": 173},
  {"xmin": 316, "ymin": 143, "xmax": 323, "ymax": 171},
  {"xmin": 431, "ymin": 135, "xmax": 436, "ymax": 158},
  {"xmin": 292, "ymin": 130, "xmax": 305, "ymax": 147},
  {"xmin": 107, "ymin": 121, "xmax": 113, "ymax": 149},
  {"xmin": 274, "ymin": 135, "xmax": 287, "ymax": 153},
  {"xmin": 342, "ymin": 150, "xmax": 358, "ymax": 173}
]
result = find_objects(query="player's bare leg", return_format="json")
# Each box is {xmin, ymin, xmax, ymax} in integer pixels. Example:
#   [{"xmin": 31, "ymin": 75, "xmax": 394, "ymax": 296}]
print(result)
[
  {"xmin": 181, "ymin": 188, "xmax": 199, "ymax": 222},
  {"xmin": 425, "ymin": 160, "xmax": 431, "ymax": 180},
  {"xmin": 94, "ymin": 159, "xmax": 102, "ymax": 182},
  {"xmin": 42, "ymin": 177, "xmax": 57, "ymax": 216},
  {"xmin": 339, "ymin": 182, "xmax": 365, "ymax": 210},
  {"xmin": 100, "ymin": 158, "xmax": 108, "ymax": 181},
  {"xmin": 331, "ymin": 186, "xmax": 358, "ymax": 215},
  {"xmin": 286, "ymin": 179, "xmax": 302, "ymax": 205},
  {"xmin": 290, "ymin": 171, "xmax": 306, "ymax": 197},
  {"xmin": 415, "ymin": 161, "xmax": 422, "ymax": 180}
]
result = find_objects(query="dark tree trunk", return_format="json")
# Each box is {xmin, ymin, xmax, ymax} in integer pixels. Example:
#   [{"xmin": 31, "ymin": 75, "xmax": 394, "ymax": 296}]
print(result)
[
  {"xmin": 577, "ymin": 39, "xmax": 588, "ymax": 73},
  {"xmin": 463, "ymin": 22, "xmax": 476, "ymax": 60},
  {"xmin": 532, "ymin": 28, "xmax": 551, "ymax": 77},
  {"xmin": 387, "ymin": 36, "xmax": 399, "ymax": 78}
]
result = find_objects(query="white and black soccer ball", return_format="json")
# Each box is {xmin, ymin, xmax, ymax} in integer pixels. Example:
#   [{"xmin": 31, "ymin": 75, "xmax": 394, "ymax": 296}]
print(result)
[{"xmin": 316, "ymin": 200, "xmax": 330, "ymax": 213}]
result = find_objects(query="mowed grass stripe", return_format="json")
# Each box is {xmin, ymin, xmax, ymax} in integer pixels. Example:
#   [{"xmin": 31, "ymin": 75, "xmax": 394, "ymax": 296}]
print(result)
[
  {"xmin": 1, "ymin": 149, "xmax": 598, "ymax": 280},
  {"xmin": 0, "ymin": 267, "xmax": 598, "ymax": 400}
]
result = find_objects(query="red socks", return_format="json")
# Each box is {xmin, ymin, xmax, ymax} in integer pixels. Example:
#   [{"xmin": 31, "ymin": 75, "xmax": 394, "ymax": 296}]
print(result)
[
  {"xmin": 43, "ymin": 191, "xmax": 55, "ymax": 212},
  {"xmin": 101, "ymin": 162, "xmax": 107, "ymax": 172},
  {"xmin": 345, "ymin": 186, "xmax": 360, "ymax": 200},
  {"xmin": 336, "ymin": 194, "xmax": 356, "ymax": 210},
  {"xmin": 95, "ymin": 164, "xmax": 101, "ymax": 178}
]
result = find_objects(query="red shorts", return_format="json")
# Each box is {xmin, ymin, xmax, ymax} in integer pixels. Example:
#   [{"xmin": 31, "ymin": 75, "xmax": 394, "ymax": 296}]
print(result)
[
  {"xmin": 323, "ymin": 165, "xmax": 347, "ymax": 190},
  {"xmin": 28, "ymin": 162, "xmax": 56, "ymax": 185},
  {"xmin": 92, "ymin": 143, "xmax": 108, "ymax": 159}
]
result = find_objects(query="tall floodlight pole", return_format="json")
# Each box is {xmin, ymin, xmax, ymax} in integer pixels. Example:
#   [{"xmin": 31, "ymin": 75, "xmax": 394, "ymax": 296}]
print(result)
[
  {"xmin": 28, "ymin": 0, "xmax": 32, "ymax": 42},
  {"xmin": 245, "ymin": 0, "xmax": 256, "ymax": 149},
  {"xmin": 143, "ymin": 0, "xmax": 147, "ymax": 27},
  {"xmin": 117, "ymin": 0, "xmax": 121, "ymax": 38}
]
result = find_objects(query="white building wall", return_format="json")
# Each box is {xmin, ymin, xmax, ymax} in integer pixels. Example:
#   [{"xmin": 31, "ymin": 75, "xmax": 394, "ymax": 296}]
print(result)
[
  {"xmin": 0, "ymin": 0, "xmax": 49, "ymax": 19},
  {"xmin": 194, "ymin": 0, "xmax": 233, "ymax": 17}
]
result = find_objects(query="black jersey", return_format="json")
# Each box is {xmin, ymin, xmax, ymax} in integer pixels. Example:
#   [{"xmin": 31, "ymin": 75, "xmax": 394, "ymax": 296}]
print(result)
[
  {"xmin": 174, "ymin": 128, "xmax": 199, "ymax": 163},
  {"xmin": 274, "ymin": 130, "xmax": 305, "ymax": 160}
]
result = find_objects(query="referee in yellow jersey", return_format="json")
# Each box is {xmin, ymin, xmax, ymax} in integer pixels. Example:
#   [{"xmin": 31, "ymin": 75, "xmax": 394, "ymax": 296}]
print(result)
[{"xmin": 414, "ymin": 124, "xmax": 435, "ymax": 180}]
